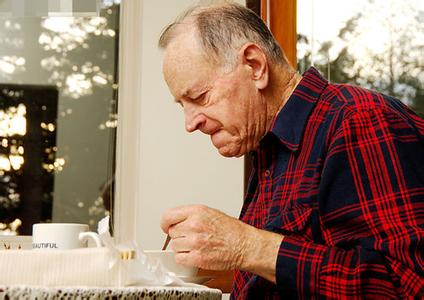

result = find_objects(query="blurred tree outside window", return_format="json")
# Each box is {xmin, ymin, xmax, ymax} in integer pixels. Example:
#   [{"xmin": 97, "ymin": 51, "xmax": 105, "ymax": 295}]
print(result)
[{"xmin": 297, "ymin": 0, "xmax": 423, "ymax": 116}]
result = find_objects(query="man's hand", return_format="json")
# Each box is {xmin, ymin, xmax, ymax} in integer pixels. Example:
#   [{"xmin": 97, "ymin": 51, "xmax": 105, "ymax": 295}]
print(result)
[{"xmin": 160, "ymin": 204, "xmax": 283, "ymax": 283}]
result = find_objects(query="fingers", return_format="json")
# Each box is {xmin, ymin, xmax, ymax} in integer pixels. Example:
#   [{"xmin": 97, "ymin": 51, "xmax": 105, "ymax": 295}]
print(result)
[
  {"xmin": 160, "ymin": 205, "xmax": 249, "ymax": 271},
  {"xmin": 168, "ymin": 224, "xmax": 186, "ymax": 239},
  {"xmin": 174, "ymin": 251, "xmax": 193, "ymax": 266},
  {"xmin": 174, "ymin": 251, "xmax": 203, "ymax": 269},
  {"xmin": 169, "ymin": 235, "xmax": 192, "ymax": 252},
  {"xmin": 160, "ymin": 204, "xmax": 207, "ymax": 233},
  {"xmin": 174, "ymin": 250, "xmax": 218, "ymax": 270},
  {"xmin": 160, "ymin": 205, "xmax": 190, "ymax": 233}
]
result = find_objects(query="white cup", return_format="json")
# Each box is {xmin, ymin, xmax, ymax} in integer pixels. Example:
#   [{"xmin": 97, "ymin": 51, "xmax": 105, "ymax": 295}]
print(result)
[{"xmin": 32, "ymin": 223, "xmax": 103, "ymax": 250}]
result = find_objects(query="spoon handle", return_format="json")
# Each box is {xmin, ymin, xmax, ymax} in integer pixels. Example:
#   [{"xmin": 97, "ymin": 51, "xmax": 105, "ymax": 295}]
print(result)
[{"xmin": 162, "ymin": 234, "xmax": 171, "ymax": 250}]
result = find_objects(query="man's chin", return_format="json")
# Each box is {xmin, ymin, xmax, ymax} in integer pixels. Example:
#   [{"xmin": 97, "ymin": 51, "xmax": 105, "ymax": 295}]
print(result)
[
  {"xmin": 211, "ymin": 134, "xmax": 247, "ymax": 157},
  {"xmin": 216, "ymin": 144, "xmax": 246, "ymax": 158}
]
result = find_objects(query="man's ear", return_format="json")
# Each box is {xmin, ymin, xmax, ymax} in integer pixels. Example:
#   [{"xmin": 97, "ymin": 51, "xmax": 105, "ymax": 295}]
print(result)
[{"xmin": 239, "ymin": 43, "xmax": 269, "ymax": 90}]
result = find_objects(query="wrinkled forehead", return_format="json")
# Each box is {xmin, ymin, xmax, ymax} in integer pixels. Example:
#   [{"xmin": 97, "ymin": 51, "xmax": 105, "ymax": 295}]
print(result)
[
  {"xmin": 163, "ymin": 28, "xmax": 200, "ymax": 72},
  {"xmin": 162, "ymin": 31, "xmax": 217, "ymax": 93}
]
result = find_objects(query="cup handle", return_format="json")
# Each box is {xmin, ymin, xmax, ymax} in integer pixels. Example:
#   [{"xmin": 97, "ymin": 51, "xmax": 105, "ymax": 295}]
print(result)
[{"xmin": 79, "ymin": 232, "xmax": 103, "ymax": 248}]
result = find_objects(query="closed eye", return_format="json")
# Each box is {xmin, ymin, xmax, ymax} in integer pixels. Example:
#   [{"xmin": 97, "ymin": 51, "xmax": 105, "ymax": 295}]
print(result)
[
  {"xmin": 175, "ymin": 91, "xmax": 207, "ymax": 107},
  {"xmin": 192, "ymin": 92, "xmax": 207, "ymax": 104}
]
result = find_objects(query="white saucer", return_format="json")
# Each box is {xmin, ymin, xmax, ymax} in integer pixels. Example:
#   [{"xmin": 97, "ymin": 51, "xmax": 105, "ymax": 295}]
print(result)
[{"xmin": 178, "ymin": 276, "xmax": 212, "ymax": 284}]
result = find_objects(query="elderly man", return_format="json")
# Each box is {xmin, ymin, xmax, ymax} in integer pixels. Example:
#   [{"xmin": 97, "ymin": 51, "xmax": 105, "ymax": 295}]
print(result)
[{"xmin": 158, "ymin": 2, "xmax": 423, "ymax": 299}]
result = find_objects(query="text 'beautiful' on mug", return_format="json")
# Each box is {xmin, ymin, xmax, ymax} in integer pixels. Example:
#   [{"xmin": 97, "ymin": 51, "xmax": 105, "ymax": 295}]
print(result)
[{"xmin": 32, "ymin": 223, "xmax": 103, "ymax": 250}]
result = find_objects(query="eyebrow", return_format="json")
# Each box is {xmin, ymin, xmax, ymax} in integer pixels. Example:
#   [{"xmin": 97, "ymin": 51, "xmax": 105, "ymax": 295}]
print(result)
[
  {"xmin": 173, "ymin": 88, "xmax": 191, "ymax": 104},
  {"xmin": 181, "ymin": 89, "xmax": 190, "ymax": 98}
]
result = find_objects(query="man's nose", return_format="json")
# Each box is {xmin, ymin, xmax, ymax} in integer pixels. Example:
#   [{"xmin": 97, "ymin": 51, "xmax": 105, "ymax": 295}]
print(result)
[{"xmin": 184, "ymin": 105, "xmax": 206, "ymax": 133}]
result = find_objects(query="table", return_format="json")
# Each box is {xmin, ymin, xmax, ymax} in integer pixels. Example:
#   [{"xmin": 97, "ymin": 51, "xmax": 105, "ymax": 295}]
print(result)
[{"xmin": 0, "ymin": 285, "xmax": 222, "ymax": 299}]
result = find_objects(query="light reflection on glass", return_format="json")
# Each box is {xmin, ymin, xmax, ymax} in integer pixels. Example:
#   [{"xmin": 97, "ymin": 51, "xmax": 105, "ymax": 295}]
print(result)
[
  {"xmin": 0, "ymin": 155, "xmax": 11, "ymax": 171},
  {"xmin": 101, "ymin": 0, "xmax": 121, "ymax": 8},
  {"xmin": 92, "ymin": 73, "xmax": 108, "ymax": 85},
  {"xmin": 98, "ymin": 114, "xmax": 117, "ymax": 130},
  {"xmin": 0, "ymin": 103, "xmax": 25, "ymax": 225},
  {"xmin": 37, "ymin": 4, "xmax": 119, "ymax": 134},
  {"xmin": 88, "ymin": 196, "xmax": 107, "ymax": 225},
  {"xmin": 0, "ymin": 104, "xmax": 27, "ymax": 136},
  {"xmin": 39, "ymin": 24, "xmax": 115, "ymax": 99},
  {"xmin": 65, "ymin": 73, "xmax": 93, "ymax": 98},
  {"xmin": 9, "ymin": 154, "xmax": 24, "ymax": 170},
  {"xmin": 42, "ymin": 157, "xmax": 65, "ymax": 173},
  {"xmin": 0, "ymin": 105, "xmax": 26, "ymax": 171},
  {"xmin": 40, "ymin": 122, "xmax": 56, "ymax": 132},
  {"xmin": 0, "ymin": 219, "xmax": 21, "ymax": 236},
  {"xmin": 0, "ymin": 56, "xmax": 25, "ymax": 74}
]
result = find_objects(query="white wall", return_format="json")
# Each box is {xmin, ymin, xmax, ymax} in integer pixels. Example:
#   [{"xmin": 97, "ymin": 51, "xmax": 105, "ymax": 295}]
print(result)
[{"xmin": 136, "ymin": 0, "xmax": 245, "ymax": 249}]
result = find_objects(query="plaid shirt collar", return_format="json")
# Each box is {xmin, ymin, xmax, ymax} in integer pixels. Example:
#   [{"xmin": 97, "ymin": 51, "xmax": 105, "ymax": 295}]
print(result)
[{"xmin": 269, "ymin": 67, "xmax": 328, "ymax": 151}]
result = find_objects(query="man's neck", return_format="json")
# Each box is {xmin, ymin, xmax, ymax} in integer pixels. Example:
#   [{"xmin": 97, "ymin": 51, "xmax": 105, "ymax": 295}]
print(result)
[{"xmin": 265, "ymin": 66, "xmax": 303, "ymax": 132}]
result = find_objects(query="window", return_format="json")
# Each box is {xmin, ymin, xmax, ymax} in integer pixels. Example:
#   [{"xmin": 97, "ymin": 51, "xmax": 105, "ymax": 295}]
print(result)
[
  {"xmin": 297, "ymin": 0, "xmax": 423, "ymax": 116},
  {"xmin": 0, "ymin": 0, "xmax": 120, "ymax": 236}
]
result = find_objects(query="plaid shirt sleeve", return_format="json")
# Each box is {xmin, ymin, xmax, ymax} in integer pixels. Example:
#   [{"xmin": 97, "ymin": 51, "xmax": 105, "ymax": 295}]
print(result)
[{"xmin": 276, "ymin": 106, "xmax": 424, "ymax": 298}]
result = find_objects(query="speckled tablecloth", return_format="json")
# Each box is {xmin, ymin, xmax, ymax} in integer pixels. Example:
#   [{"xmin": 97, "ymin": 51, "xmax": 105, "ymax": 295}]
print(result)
[{"xmin": 0, "ymin": 285, "xmax": 222, "ymax": 300}]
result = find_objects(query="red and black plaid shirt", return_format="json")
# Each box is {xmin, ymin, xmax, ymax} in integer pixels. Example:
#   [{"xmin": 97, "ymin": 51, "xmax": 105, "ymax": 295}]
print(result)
[{"xmin": 232, "ymin": 67, "xmax": 424, "ymax": 299}]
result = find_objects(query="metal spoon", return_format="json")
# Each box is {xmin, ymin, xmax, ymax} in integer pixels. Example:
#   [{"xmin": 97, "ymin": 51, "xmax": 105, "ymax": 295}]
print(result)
[{"xmin": 162, "ymin": 234, "xmax": 171, "ymax": 250}]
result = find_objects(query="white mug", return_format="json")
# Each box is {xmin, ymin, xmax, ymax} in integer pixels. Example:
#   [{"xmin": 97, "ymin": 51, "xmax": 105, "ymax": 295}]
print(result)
[{"xmin": 32, "ymin": 223, "xmax": 103, "ymax": 250}]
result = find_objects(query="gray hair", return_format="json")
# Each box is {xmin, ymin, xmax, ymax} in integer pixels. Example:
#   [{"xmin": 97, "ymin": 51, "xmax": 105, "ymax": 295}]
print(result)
[{"xmin": 158, "ymin": 1, "xmax": 287, "ymax": 69}]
